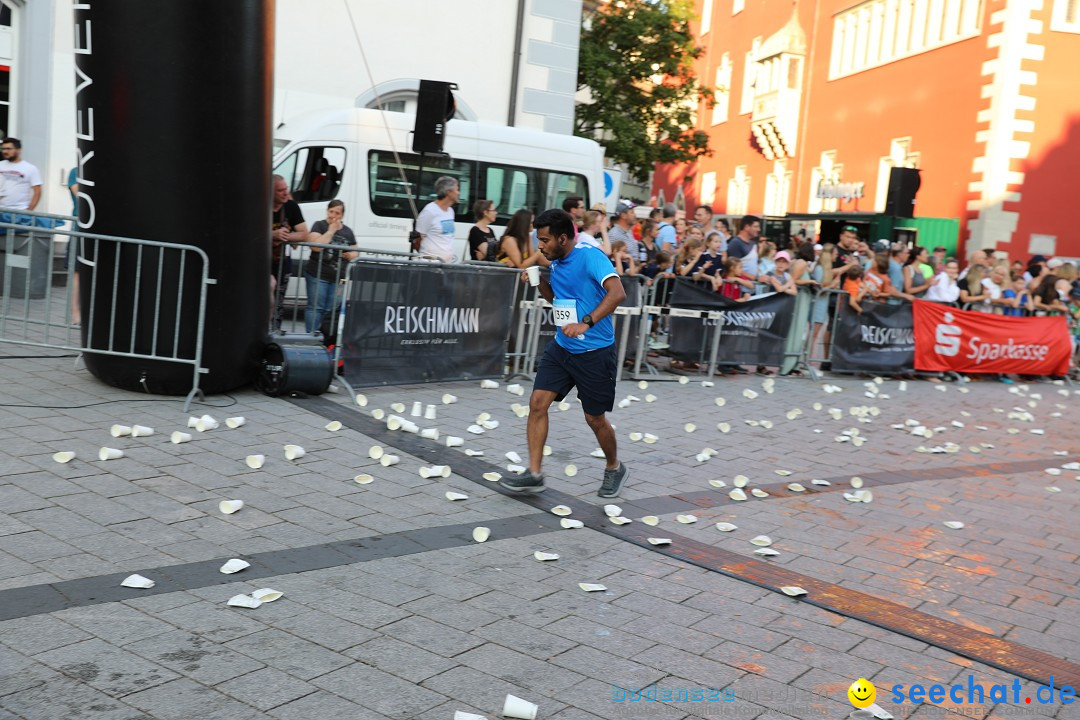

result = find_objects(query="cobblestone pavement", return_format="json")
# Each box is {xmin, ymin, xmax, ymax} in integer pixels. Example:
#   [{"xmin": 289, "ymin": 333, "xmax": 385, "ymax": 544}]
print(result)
[{"xmin": 0, "ymin": 349, "xmax": 1078, "ymax": 720}]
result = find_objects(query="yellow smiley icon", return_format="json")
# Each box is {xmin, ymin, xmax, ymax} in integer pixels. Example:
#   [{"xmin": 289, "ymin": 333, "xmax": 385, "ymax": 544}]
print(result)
[{"xmin": 848, "ymin": 678, "xmax": 876, "ymax": 708}]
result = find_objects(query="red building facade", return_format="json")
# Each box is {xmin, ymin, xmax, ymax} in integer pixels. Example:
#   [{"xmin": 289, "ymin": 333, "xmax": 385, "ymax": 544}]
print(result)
[{"xmin": 652, "ymin": 0, "xmax": 1080, "ymax": 259}]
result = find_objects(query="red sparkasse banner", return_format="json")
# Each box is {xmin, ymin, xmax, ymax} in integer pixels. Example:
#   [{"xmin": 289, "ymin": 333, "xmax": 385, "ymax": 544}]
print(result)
[{"xmin": 913, "ymin": 300, "xmax": 1072, "ymax": 376}]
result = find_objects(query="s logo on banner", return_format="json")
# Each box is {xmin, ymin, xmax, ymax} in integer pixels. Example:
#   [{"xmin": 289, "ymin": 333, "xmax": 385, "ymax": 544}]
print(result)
[{"xmin": 934, "ymin": 312, "xmax": 962, "ymax": 357}]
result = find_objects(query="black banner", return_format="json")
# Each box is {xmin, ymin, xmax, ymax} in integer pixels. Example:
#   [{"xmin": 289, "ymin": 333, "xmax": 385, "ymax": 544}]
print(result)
[
  {"xmin": 668, "ymin": 279, "xmax": 795, "ymax": 367},
  {"xmin": 342, "ymin": 262, "xmax": 518, "ymax": 386},
  {"xmin": 832, "ymin": 298, "xmax": 915, "ymax": 373}
]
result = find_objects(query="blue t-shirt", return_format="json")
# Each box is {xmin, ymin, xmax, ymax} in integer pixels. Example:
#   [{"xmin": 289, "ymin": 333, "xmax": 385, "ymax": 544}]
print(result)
[
  {"xmin": 656, "ymin": 222, "xmax": 676, "ymax": 252},
  {"xmin": 1002, "ymin": 289, "xmax": 1027, "ymax": 317},
  {"xmin": 549, "ymin": 243, "xmax": 618, "ymax": 353}
]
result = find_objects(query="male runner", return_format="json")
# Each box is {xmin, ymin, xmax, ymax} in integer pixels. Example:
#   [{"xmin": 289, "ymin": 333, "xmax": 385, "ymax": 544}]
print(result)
[{"xmin": 499, "ymin": 208, "xmax": 630, "ymax": 498}]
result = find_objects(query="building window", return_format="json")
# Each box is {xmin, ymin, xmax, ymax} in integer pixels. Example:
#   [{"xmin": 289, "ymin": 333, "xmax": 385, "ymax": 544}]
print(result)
[
  {"xmin": 701, "ymin": 171, "xmax": 718, "ymax": 205},
  {"xmin": 808, "ymin": 151, "xmax": 841, "ymax": 213},
  {"xmin": 739, "ymin": 38, "xmax": 762, "ymax": 115},
  {"xmin": 733, "ymin": 0, "xmax": 745, "ymax": 15},
  {"xmin": 829, "ymin": 0, "xmax": 983, "ymax": 79},
  {"xmin": 1052, "ymin": 0, "xmax": 1080, "ymax": 32},
  {"xmin": 701, "ymin": 0, "xmax": 714, "ymax": 33},
  {"xmin": 727, "ymin": 166, "xmax": 750, "ymax": 216},
  {"xmin": 875, "ymin": 138, "xmax": 920, "ymax": 212},
  {"xmin": 764, "ymin": 160, "xmax": 792, "ymax": 216},
  {"xmin": 711, "ymin": 53, "xmax": 732, "ymax": 124}
]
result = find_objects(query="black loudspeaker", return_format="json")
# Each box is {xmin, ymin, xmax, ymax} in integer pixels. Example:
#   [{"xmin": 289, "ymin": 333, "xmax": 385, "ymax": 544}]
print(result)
[
  {"xmin": 884, "ymin": 167, "xmax": 921, "ymax": 217},
  {"xmin": 256, "ymin": 343, "xmax": 334, "ymax": 397},
  {"xmin": 412, "ymin": 80, "xmax": 458, "ymax": 154}
]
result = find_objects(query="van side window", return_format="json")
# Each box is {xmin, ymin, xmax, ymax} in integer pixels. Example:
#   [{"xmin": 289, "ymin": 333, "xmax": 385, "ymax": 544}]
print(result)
[
  {"xmin": 478, "ymin": 163, "xmax": 589, "ymax": 224},
  {"xmin": 369, "ymin": 151, "xmax": 473, "ymax": 220},
  {"xmin": 273, "ymin": 146, "xmax": 346, "ymax": 203}
]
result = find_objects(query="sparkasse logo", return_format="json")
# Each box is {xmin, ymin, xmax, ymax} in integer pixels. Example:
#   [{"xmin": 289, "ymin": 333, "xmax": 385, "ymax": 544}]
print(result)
[{"xmin": 934, "ymin": 311, "xmax": 962, "ymax": 356}]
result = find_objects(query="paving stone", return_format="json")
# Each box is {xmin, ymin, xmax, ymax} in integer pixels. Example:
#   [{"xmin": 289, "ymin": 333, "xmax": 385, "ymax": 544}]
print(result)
[
  {"xmin": 311, "ymin": 663, "xmax": 449, "ymax": 720},
  {"xmin": 0, "ymin": 614, "xmax": 92, "ymax": 655},
  {"xmin": 259, "ymin": 607, "xmax": 379, "ymax": 652},
  {"xmin": 421, "ymin": 665, "xmax": 568, "ymax": 719},
  {"xmin": 128, "ymin": 629, "xmax": 265, "ymax": 685},
  {"xmin": 548, "ymin": 644, "xmax": 665, "ymax": 690},
  {"xmin": 0, "ymin": 673, "xmax": 154, "ymax": 720},
  {"xmin": 213, "ymin": 666, "xmax": 317, "ymax": 711},
  {"xmin": 267, "ymin": 690, "xmax": 392, "ymax": 720},
  {"xmin": 225, "ymin": 628, "xmax": 352, "ymax": 681},
  {"xmin": 380, "ymin": 615, "xmax": 485, "ymax": 657},
  {"xmin": 121, "ymin": 678, "xmax": 266, "ymax": 720},
  {"xmin": 342, "ymin": 635, "xmax": 456, "ymax": 683},
  {"xmin": 34, "ymin": 637, "xmax": 179, "ymax": 697}
]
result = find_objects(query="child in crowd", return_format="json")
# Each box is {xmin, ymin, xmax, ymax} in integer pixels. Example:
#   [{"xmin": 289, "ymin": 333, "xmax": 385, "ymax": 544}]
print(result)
[
  {"xmin": 712, "ymin": 257, "xmax": 755, "ymax": 300},
  {"xmin": 610, "ymin": 240, "xmax": 638, "ymax": 276},
  {"xmin": 641, "ymin": 251, "xmax": 675, "ymax": 283},
  {"xmin": 690, "ymin": 232, "xmax": 725, "ymax": 282},
  {"xmin": 1002, "ymin": 273, "xmax": 1034, "ymax": 316},
  {"xmin": 761, "ymin": 250, "xmax": 796, "ymax": 295},
  {"xmin": 675, "ymin": 237, "xmax": 705, "ymax": 277},
  {"xmin": 842, "ymin": 264, "xmax": 869, "ymax": 313}
]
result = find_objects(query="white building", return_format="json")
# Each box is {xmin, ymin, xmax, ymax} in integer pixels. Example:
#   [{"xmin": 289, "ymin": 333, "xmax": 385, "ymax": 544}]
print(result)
[{"xmin": 5, "ymin": 0, "xmax": 583, "ymax": 215}]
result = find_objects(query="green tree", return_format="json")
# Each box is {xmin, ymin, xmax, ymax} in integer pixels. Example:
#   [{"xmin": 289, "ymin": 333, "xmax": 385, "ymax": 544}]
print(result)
[{"xmin": 576, "ymin": 0, "xmax": 713, "ymax": 182}]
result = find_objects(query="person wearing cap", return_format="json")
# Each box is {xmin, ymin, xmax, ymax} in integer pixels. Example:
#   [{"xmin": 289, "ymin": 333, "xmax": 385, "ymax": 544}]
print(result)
[
  {"xmin": 608, "ymin": 201, "xmax": 639, "ymax": 259},
  {"xmin": 761, "ymin": 250, "xmax": 796, "ymax": 295}
]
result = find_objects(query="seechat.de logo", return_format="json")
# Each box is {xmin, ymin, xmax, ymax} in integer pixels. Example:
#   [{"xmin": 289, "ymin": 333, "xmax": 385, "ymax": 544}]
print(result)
[{"xmin": 934, "ymin": 312, "xmax": 962, "ymax": 356}]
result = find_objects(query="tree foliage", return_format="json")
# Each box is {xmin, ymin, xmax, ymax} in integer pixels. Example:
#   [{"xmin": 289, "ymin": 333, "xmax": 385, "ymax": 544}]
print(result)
[{"xmin": 576, "ymin": 0, "xmax": 713, "ymax": 182}]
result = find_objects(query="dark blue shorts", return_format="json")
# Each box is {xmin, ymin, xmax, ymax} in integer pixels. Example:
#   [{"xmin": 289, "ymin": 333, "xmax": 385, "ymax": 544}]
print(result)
[{"xmin": 534, "ymin": 341, "xmax": 617, "ymax": 416}]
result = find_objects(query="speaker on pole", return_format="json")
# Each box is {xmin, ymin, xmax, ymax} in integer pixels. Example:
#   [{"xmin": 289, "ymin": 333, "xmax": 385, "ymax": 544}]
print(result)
[
  {"xmin": 412, "ymin": 80, "xmax": 458, "ymax": 154},
  {"xmin": 884, "ymin": 167, "xmax": 921, "ymax": 217}
]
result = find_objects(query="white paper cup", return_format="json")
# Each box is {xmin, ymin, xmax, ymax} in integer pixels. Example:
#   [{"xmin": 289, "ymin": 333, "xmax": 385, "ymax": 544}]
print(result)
[
  {"xmin": 503, "ymin": 693, "xmax": 539, "ymax": 719},
  {"xmin": 355, "ymin": 393, "xmax": 368, "ymax": 407},
  {"xmin": 244, "ymin": 454, "xmax": 265, "ymax": 469},
  {"xmin": 371, "ymin": 409, "xmax": 385, "ymax": 420},
  {"xmin": 219, "ymin": 499, "xmax": 244, "ymax": 514},
  {"xmin": 420, "ymin": 428, "xmax": 440, "ymax": 440},
  {"xmin": 52, "ymin": 451, "xmax": 76, "ymax": 463},
  {"xmin": 506, "ymin": 451, "xmax": 523, "ymax": 464},
  {"xmin": 120, "ymin": 574, "xmax": 155, "ymax": 589},
  {"xmin": 227, "ymin": 594, "xmax": 261, "ymax": 609},
  {"xmin": 110, "ymin": 424, "xmax": 132, "ymax": 438},
  {"xmin": 251, "ymin": 588, "xmax": 283, "ymax": 603},
  {"xmin": 387, "ymin": 415, "xmax": 404, "ymax": 431},
  {"xmin": 354, "ymin": 474, "xmax": 375, "ymax": 484},
  {"xmin": 401, "ymin": 420, "xmax": 420, "ymax": 434},
  {"xmin": 380, "ymin": 454, "xmax": 400, "ymax": 466},
  {"xmin": 433, "ymin": 465, "xmax": 451, "ymax": 478},
  {"xmin": 411, "ymin": 401, "xmax": 423, "ymax": 417},
  {"xmin": 390, "ymin": 402, "xmax": 406, "ymax": 413},
  {"xmin": 283, "ymin": 444, "xmax": 305, "ymax": 460},
  {"xmin": 368, "ymin": 445, "xmax": 384, "ymax": 459},
  {"xmin": 171, "ymin": 431, "xmax": 192, "ymax": 444},
  {"xmin": 199, "ymin": 414, "xmax": 218, "ymax": 429},
  {"xmin": 219, "ymin": 558, "xmax": 250, "ymax": 574},
  {"xmin": 472, "ymin": 526, "xmax": 491, "ymax": 543},
  {"xmin": 325, "ymin": 420, "xmax": 343, "ymax": 432},
  {"xmin": 445, "ymin": 436, "xmax": 464, "ymax": 447},
  {"xmin": 442, "ymin": 393, "xmax": 457, "ymax": 404},
  {"xmin": 187, "ymin": 416, "xmax": 200, "ymax": 428},
  {"xmin": 131, "ymin": 425, "xmax": 155, "ymax": 437},
  {"xmin": 98, "ymin": 447, "xmax": 124, "ymax": 461},
  {"xmin": 525, "ymin": 266, "xmax": 541, "ymax": 287},
  {"xmin": 480, "ymin": 379, "xmax": 499, "ymax": 389},
  {"xmin": 424, "ymin": 404, "xmax": 437, "ymax": 420}
]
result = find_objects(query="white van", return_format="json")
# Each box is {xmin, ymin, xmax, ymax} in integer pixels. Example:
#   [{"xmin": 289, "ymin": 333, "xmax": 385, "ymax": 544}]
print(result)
[{"xmin": 271, "ymin": 108, "xmax": 606, "ymax": 260}]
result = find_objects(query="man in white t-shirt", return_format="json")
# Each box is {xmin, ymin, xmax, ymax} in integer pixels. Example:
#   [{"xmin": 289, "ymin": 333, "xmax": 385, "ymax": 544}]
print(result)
[
  {"xmin": 0, "ymin": 138, "xmax": 43, "ymax": 211},
  {"xmin": 414, "ymin": 175, "xmax": 459, "ymax": 262}
]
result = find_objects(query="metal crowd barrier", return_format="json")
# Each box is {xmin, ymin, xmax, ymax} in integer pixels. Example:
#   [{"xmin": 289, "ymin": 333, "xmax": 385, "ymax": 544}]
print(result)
[{"xmin": 0, "ymin": 212, "xmax": 212, "ymax": 409}]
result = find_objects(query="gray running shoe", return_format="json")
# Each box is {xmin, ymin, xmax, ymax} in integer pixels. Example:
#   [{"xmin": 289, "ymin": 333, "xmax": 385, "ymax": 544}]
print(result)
[
  {"xmin": 499, "ymin": 471, "xmax": 546, "ymax": 494},
  {"xmin": 598, "ymin": 463, "xmax": 629, "ymax": 498}
]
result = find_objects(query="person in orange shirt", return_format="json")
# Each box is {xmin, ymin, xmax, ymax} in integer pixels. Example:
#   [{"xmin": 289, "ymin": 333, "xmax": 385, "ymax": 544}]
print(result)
[
  {"xmin": 842, "ymin": 264, "xmax": 869, "ymax": 313},
  {"xmin": 864, "ymin": 250, "xmax": 914, "ymax": 304}
]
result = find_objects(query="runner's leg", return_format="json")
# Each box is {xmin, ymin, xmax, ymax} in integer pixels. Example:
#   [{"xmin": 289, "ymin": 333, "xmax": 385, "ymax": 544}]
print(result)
[
  {"xmin": 584, "ymin": 412, "xmax": 618, "ymax": 470},
  {"xmin": 527, "ymin": 389, "xmax": 557, "ymax": 474}
]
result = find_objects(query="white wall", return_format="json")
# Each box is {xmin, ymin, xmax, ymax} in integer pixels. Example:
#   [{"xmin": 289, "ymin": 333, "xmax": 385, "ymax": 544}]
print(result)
[
  {"xmin": 273, "ymin": 0, "xmax": 520, "ymax": 126},
  {"xmin": 29, "ymin": 0, "xmax": 581, "ymax": 215}
]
